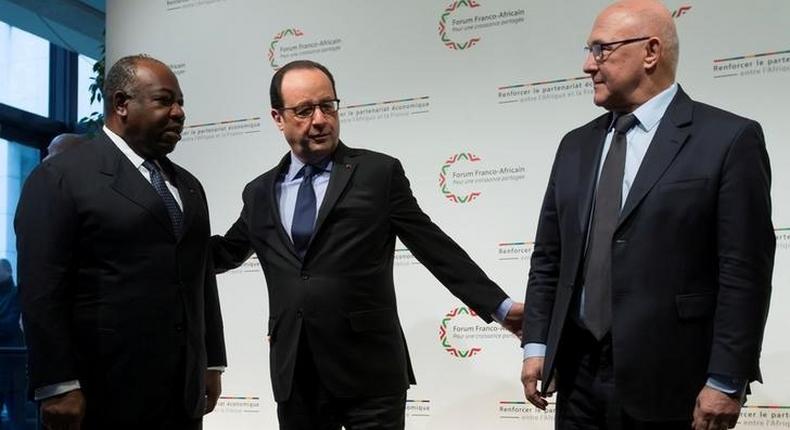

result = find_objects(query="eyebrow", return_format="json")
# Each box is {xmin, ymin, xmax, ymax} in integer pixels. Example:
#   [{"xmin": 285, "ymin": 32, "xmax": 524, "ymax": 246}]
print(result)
[
  {"xmin": 151, "ymin": 88, "xmax": 183, "ymax": 98},
  {"xmin": 291, "ymin": 98, "xmax": 336, "ymax": 105}
]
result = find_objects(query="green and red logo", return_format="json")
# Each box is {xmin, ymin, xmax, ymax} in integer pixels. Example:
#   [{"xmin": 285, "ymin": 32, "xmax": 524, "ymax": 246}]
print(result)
[
  {"xmin": 438, "ymin": 0, "xmax": 482, "ymax": 50},
  {"xmin": 268, "ymin": 28, "xmax": 304, "ymax": 70},
  {"xmin": 440, "ymin": 152, "xmax": 481, "ymax": 203},
  {"xmin": 671, "ymin": 5, "xmax": 692, "ymax": 18},
  {"xmin": 439, "ymin": 307, "xmax": 482, "ymax": 358}
]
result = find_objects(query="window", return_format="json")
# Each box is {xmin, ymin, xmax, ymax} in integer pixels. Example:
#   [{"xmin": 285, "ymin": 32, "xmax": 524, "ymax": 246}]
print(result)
[
  {"xmin": 0, "ymin": 139, "xmax": 38, "ymax": 427},
  {"xmin": 0, "ymin": 21, "xmax": 50, "ymax": 117},
  {"xmin": 0, "ymin": 138, "xmax": 40, "ymax": 271},
  {"xmin": 1, "ymin": 19, "xmax": 50, "ymax": 430},
  {"xmin": 78, "ymin": 54, "xmax": 99, "ymax": 121}
]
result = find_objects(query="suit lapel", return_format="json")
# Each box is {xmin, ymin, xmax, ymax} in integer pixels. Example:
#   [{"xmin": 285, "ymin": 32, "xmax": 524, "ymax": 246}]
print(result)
[
  {"xmin": 264, "ymin": 153, "xmax": 301, "ymax": 259},
  {"xmin": 617, "ymin": 88, "xmax": 693, "ymax": 229},
  {"xmin": 577, "ymin": 114, "xmax": 612, "ymax": 234},
  {"xmin": 99, "ymin": 132, "xmax": 177, "ymax": 239},
  {"xmin": 266, "ymin": 143, "xmax": 357, "ymax": 260},
  {"xmin": 312, "ymin": 142, "xmax": 356, "ymax": 246}
]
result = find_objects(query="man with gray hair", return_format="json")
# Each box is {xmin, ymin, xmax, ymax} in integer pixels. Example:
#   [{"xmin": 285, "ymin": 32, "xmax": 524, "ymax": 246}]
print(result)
[
  {"xmin": 521, "ymin": 1, "xmax": 774, "ymax": 429},
  {"xmin": 16, "ymin": 55, "xmax": 226, "ymax": 430},
  {"xmin": 44, "ymin": 133, "xmax": 86, "ymax": 161}
]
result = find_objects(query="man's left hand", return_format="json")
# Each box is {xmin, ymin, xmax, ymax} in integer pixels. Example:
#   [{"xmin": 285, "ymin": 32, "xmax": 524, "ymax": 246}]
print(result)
[
  {"xmin": 205, "ymin": 370, "xmax": 222, "ymax": 415},
  {"xmin": 692, "ymin": 386, "xmax": 741, "ymax": 430},
  {"xmin": 501, "ymin": 301, "xmax": 524, "ymax": 338}
]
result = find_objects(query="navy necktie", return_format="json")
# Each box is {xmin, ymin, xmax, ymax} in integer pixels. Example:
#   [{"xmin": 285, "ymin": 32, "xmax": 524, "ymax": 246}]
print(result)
[
  {"xmin": 142, "ymin": 160, "xmax": 184, "ymax": 237},
  {"xmin": 291, "ymin": 164, "xmax": 318, "ymax": 258},
  {"xmin": 582, "ymin": 113, "xmax": 638, "ymax": 340}
]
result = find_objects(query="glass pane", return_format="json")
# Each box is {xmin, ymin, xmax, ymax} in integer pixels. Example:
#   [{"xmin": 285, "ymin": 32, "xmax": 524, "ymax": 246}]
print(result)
[
  {"xmin": 0, "ymin": 20, "xmax": 50, "ymax": 117},
  {"xmin": 1, "ymin": 138, "xmax": 40, "ymax": 430},
  {"xmin": 78, "ymin": 54, "xmax": 99, "ymax": 122}
]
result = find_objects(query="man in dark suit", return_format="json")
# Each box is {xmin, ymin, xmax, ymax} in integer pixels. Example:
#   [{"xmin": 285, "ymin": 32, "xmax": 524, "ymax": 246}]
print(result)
[
  {"xmin": 212, "ymin": 60, "xmax": 524, "ymax": 429},
  {"xmin": 520, "ymin": 1, "xmax": 774, "ymax": 429},
  {"xmin": 0, "ymin": 258, "xmax": 25, "ymax": 430},
  {"xmin": 15, "ymin": 55, "xmax": 226, "ymax": 430}
]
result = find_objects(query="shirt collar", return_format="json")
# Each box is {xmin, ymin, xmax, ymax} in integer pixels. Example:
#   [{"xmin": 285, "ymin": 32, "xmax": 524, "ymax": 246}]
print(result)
[
  {"xmin": 285, "ymin": 152, "xmax": 333, "ymax": 181},
  {"xmin": 620, "ymin": 82, "xmax": 678, "ymax": 132},
  {"xmin": 103, "ymin": 125, "xmax": 146, "ymax": 170}
]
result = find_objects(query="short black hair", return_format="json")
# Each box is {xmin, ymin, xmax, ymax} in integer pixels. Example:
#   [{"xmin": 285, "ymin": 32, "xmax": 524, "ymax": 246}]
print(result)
[
  {"xmin": 270, "ymin": 60, "xmax": 337, "ymax": 110},
  {"xmin": 103, "ymin": 54, "xmax": 168, "ymax": 115}
]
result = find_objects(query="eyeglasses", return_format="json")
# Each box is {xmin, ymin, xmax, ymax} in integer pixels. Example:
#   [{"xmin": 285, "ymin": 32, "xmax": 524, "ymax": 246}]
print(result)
[
  {"xmin": 584, "ymin": 36, "xmax": 651, "ymax": 62},
  {"xmin": 281, "ymin": 99, "xmax": 340, "ymax": 119}
]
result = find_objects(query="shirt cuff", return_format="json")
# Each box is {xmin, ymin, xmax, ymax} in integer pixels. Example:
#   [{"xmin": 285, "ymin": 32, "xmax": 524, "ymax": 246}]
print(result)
[
  {"xmin": 207, "ymin": 366, "xmax": 226, "ymax": 373},
  {"xmin": 706, "ymin": 374, "xmax": 746, "ymax": 396},
  {"xmin": 524, "ymin": 343, "xmax": 547, "ymax": 359},
  {"xmin": 491, "ymin": 297, "xmax": 513, "ymax": 323},
  {"xmin": 35, "ymin": 380, "xmax": 81, "ymax": 400}
]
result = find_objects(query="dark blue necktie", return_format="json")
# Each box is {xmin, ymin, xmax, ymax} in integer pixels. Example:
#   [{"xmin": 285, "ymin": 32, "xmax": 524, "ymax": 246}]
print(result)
[
  {"xmin": 291, "ymin": 164, "xmax": 318, "ymax": 258},
  {"xmin": 142, "ymin": 160, "xmax": 184, "ymax": 237}
]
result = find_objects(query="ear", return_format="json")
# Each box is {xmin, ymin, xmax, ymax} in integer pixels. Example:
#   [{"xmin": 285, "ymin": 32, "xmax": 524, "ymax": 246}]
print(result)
[
  {"xmin": 271, "ymin": 108, "xmax": 285, "ymax": 131},
  {"xmin": 112, "ymin": 91, "xmax": 131, "ymax": 118},
  {"xmin": 644, "ymin": 37, "xmax": 661, "ymax": 71}
]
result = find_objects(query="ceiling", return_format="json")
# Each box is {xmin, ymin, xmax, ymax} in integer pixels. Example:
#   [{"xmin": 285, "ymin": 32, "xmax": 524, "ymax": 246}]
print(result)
[{"xmin": 1, "ymin": 0, "xmax": 105, "ymax": 59}]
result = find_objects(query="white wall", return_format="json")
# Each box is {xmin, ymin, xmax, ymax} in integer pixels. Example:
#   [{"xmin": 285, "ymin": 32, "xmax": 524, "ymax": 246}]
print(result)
[{"xmin": 107, "ymin": 1, "xmax": 790, "ymax": 428}]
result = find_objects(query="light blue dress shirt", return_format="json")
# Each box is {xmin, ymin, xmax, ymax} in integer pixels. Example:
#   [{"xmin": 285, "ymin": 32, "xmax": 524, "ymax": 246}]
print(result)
[
  {"xmin": 579, "ymin": 83, "xmax": 679, "ymax": 321},
  {"xmin": 277, "ymin": 152, "xmax": 512, "ymax": 322},
  {"xmin": 276, "ymin": 152, "xmax": 333, "ymax": 239}
]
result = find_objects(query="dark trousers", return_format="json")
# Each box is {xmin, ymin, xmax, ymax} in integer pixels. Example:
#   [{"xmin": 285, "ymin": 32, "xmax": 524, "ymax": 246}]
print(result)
[
  {"xmin": 82, "ymin": 414, "xmax": 201, "ymax": 430},
  {"xmin": 277, "ymin": 333, "xmax": 406, "ymax": 430},
  {"xmin": 81, "ymin": 346, "xmax": 201, "ymax": 430},
  {"xmin": 554, "ymin": 322, "xmax": 691, "ymax": 430},
  {"xmin": 81, "ymin": 390, "xmax": 202, "ymax": 430}
]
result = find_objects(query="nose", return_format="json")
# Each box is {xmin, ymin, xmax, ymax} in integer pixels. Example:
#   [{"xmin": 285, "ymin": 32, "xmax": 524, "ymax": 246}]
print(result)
[
  {"xmin": 310, "ymin": 106, "xmax": 328, "ymax": 125},
  {"xmin": 582, "ymin": 51, "xmax": 598, "ymax": 75},
  {"xmin": 170, "ymin": 102, "xmax": 185, "ymax": 122}
]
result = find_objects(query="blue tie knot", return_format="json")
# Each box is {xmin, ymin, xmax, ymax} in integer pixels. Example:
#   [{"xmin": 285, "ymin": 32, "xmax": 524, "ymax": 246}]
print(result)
[
  {"xmin": 296, "ymin": 164, "xmax": 316, "ymax": 181},
  {"xmin": 296, "ymin": 159, "xmax": 331, "ymax": 180}
]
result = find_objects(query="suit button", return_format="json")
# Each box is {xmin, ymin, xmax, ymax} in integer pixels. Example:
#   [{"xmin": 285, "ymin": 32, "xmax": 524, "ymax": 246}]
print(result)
[
  {"xmin": 301, "ymin": 273, "xmax": 310, "ymax": 280},
  {"xmin": 175, "ymin": 324, "xmax": 184, "ymax": 332},
  {"xmin": 615, "ymin": 239, "xmax": 627, "ymax": 244},
  {"xmin": 297, "ymin": 309, "xmax": 304, "ymax": 318}
]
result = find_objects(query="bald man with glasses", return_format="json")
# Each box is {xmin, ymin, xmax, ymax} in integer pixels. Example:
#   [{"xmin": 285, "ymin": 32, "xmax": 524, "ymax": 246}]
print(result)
[{"xmin": 520, "ymin": 1, "xmax": 774, "ymax": 429}]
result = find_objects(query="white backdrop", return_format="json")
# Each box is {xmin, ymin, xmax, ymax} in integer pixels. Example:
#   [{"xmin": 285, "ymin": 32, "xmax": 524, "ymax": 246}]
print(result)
[{"xmin": 107, "ymin": 1, "xmax": 790, "ymax": 428}]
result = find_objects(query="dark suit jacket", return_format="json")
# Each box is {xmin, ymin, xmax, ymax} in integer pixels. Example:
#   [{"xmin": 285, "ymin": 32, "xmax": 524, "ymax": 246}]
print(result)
[
  {"xmin": 0, "ymin": 278, "xmax": 23, "ymax": 347},
  {"xmin": 213, "ymin": 142, "xmax": 508, "ymax": 401},
  {"xmin": 523, "ymin": 87, "xmax": 774, "ymax": 421},
  {"xmin": 15, "ymin": 132, "xmax": 226, "ymax": 425}
]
